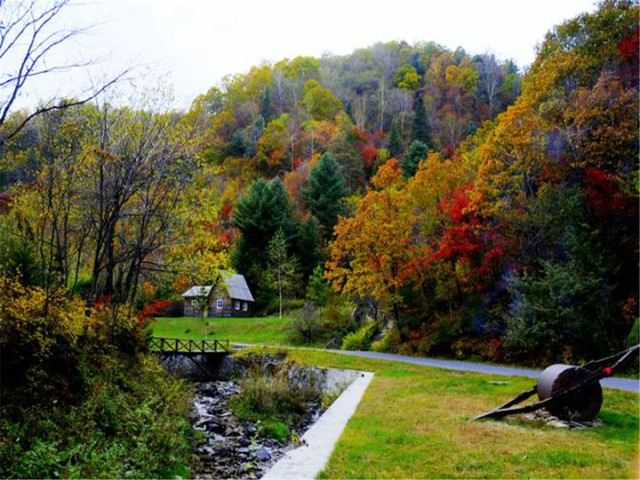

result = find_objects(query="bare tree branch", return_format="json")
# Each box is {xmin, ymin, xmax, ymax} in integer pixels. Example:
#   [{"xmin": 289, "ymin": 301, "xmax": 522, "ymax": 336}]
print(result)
[{"xmin": 0, "ymin": 0, "xmax": 127, "ymax": 145}]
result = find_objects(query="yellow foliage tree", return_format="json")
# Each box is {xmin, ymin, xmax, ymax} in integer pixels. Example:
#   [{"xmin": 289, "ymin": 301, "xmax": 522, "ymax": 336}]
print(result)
[{"xmin": 325, "ymin": 159, "xmax": 414, "ymax": 319}]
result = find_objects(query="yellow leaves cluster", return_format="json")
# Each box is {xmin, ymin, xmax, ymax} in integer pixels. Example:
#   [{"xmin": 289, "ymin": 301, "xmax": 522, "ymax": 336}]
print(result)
[
  {"xmin": 326, "ymin": 159, "xmax": 414, "ymax": 309},
  {"xmin": 444, "ymin": 57, "xmax": 478, "ymax": 93},
  {"xmin": 410, "ymin": 152, "xmax": 471, "ymax": 236},
  {"xmin": 167, "ymin": 181, "xmax": 231, "ymax": 287},
  {"xmin": 0, "ymin": 276, "xmax": 88, "ymax": 358},
  {"xmin": 326, "ymin": 154, "xmax": 477, "ymax": 313}
]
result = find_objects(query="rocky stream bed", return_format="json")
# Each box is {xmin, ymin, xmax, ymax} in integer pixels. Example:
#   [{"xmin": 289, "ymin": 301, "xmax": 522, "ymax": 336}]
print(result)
[{"xmin": 190, "ymin": 380, "xmax": 324, "ymax": 479}]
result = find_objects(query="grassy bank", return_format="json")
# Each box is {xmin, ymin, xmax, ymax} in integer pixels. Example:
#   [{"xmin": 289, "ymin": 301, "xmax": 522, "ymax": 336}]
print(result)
[
  {"xmin": 153, "ymin": 315, "xmax": 322, "ymax": 346},
  {"xmin": 0, "ymin": 354, "xmax": 194, "ymax": 479},
  {"xmin": 240, "ymin": 347, "xmax": 639, "ymax": 479}
]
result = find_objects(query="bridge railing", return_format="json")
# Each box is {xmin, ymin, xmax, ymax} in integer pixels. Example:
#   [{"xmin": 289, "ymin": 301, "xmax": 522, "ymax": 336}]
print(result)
[{"xmin": 150, "ymin": 337, "xmax": 230, "ymax": 354}]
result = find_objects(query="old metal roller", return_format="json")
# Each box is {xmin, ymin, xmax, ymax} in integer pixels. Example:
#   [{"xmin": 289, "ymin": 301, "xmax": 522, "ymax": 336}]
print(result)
[{"xmin": 536, "ymin": 364, "xmax": 603, "ymax": 421}]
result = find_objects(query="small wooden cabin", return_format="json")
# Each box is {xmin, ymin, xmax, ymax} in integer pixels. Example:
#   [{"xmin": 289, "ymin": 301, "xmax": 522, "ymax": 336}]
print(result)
[{"xmin": 182, "ymin": 274, "xmax": 255, "ymax": 317}]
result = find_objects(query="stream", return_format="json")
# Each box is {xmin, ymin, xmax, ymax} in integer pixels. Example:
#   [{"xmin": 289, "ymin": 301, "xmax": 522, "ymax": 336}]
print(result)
[{"xmin": 190, "ymin": 380, "xmax": 323, "ymax": 479}]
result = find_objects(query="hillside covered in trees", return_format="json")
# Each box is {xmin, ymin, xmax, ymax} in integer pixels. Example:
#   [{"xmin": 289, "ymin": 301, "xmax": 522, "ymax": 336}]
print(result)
[{"xmin": 1, "ymin": 0, "xmax": 638, "ymax": 369}]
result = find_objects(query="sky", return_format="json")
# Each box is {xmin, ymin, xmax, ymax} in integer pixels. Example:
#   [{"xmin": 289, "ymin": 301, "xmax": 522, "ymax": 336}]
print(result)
[{"xmin": 17, "ymin": 0, "xmax": 598, "ymax": 111}]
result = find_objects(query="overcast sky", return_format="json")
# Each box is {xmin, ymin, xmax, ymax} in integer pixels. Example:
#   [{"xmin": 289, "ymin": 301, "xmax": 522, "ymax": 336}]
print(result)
[{"xmin": 20, "ymin": 0, "xmax": 597, "ymax": 111}]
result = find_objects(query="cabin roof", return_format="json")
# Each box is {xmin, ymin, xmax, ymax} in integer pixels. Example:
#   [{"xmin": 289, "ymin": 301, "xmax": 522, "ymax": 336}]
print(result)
[
  {"xmin": 181, "ymin": 285, "xmax": 212, "ymax": 298},
  {"xmin": 224, "ymin": 274, "xmax": 255, "ymax": 302},
  {"xmin": 181, "ymin": 274, "xmax": 254, "ymax": 302}
]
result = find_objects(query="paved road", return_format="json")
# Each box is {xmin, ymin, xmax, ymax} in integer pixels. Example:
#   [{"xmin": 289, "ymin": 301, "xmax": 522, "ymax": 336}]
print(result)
[
  {"xmin": 332, "ymin": 350, "xmax": 639, "ymax": 393},
  {"xmin": 236, "ymin": 343, "xmax": 638, "ymax": 393}
]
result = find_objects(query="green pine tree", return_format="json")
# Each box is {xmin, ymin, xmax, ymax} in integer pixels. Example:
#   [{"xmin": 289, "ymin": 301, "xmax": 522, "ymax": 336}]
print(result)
[
  {"xmin": 388, "ymin": 121, "xmax": 402, "ymax": 158},
  {"xmin": 411, "ymin": 95, "xmax": 432, "ymax": 147},
  {"xmin": 305, "ymin": 265, "xmax": 331, "ymax": 306},
  {"xmin": 261, "ymin": 88, "xmax": 273, "ymax": 121},
  {"xmin": 233, "ymin": 178, "xmax": 299, "ymax": 309},
  {"xmin": 228, "ymin": 130, "xmax": 246, "ymax": 157},
  {"xmin": 403, "ymin": 140, "xmax": 428, "ymax": 176},
  {"xmin": 303, "ymin": 152, "xmax": 349, "ymax": 238},
  {"xmin": 298, "ymin": 216, "xmax": 321, "ymax": 280}
]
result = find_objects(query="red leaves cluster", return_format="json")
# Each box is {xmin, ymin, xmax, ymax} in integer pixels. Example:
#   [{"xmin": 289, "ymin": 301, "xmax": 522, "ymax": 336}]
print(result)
[
  {"xmin": 354, "ymin": 128, "xmax": 386, "ymax": 172},
  {"xmin": 433, "ymin": 185, "xmax": 509, "ymax": 291},
  {"xmin": 292, "ymin": 157, "xmax": 304, "ymax": 170},
  {"xmin": 360, "ymin": 145, "xmax": 378, "ymax": 169},
  {"xmin": 435, "ymin": 185, "xmax": 479, "ymax": 262},
  {"xmin": 584, "ymin": 167, "xmax": 638, "ymax": 218},
  {"xmin": 219, "ymin": 202, "xmax": 233, "ymax": 219},
  {"xmin": 137, "ymin": 299, "xmax": 171, "ymax": 323},
  {"xmin": 0, "ymin": 191, "xmax": 11, "ymax": 214},
  {"xmin": 217, "ymin": 231, "xmax": 232, "ymax": 245},
  {"xmin": 92, "ymin": 295, "xmax": 112, "ymax": 311},
  {"xmin": 618, "ymin": 28, "xmax": 639, "ymax": 62}
]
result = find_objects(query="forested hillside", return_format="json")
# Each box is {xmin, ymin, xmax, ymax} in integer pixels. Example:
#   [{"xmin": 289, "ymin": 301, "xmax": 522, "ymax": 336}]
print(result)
[
  {"xmin": 325, "ymin": 0, "xmax": 639, "ymax": 363},
  {"xmin": 1, "ymin": 0, "xmax": 638, "ymax": 369}
]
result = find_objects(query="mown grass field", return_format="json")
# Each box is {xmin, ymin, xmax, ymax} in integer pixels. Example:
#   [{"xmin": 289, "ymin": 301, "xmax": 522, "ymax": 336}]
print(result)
[
  {"xmin": 152, "ymin": 316, "xmax": 290, "ymax": 345},
  {"xmin": 152, "ymin": 316, "xmax": 328, "ymax": 347},
  {"xmin": 237, "ymin": 346, "xmax": 639, "ymax": 479}
]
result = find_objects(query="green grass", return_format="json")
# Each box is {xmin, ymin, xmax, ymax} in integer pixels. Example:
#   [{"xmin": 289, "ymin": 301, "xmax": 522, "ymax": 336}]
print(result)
[
  {"xmin": 152, "ymin": 316, "xmax": 300, "ymax": 345},
  {"xmin": 0, "ymin": 354, "xmax": 194, "ymax": 479},
  {"xmin": 238, "ymin": 346, "xmax": 639, "ymax": 479}
]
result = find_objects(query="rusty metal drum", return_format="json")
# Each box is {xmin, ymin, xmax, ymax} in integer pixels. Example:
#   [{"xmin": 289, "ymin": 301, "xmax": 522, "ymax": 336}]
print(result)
[{"xmin": 536, "ymin": 364, "xmax": 603, "ymax": 421}]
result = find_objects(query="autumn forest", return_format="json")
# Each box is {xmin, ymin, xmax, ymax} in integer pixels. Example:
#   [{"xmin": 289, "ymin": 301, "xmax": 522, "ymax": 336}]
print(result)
[{"xmin": 0, "ymin": 0, "xmax": 639, "ymax": 476}]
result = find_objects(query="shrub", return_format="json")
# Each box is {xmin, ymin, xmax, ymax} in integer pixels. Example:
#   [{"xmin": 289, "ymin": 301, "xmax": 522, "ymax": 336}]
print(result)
[
  {"xmin": 0, "ymin": 355, "xmax": 194, "ymax": 479},
  {"xmin": 0, "ymin": 276, "xmax": 186, "ymax": 478},
  {"xmin": 0, "ymin": 277, "xmax": 88, "ymax": 398},
  {"xmin": 233, "ymin": 372, "xmax": 292, "ymax": 417},
  {"xmin": 324, "ymin": 299, "xmax": 357, "ymax": 335},
  {"xmin": 371, "ymin": 327, "xmax": 400, "ymax": 352},
  {"xmin": 230, "ymin": 358, "xmax": 319, "ymax": 441},
  {"xmin": 288, "ymin": 301, "xmax": 324, "ymax": 343},
  {"xmin": 155, "ymin": 299, "xmax": 184, "ymax": 317},
  {"xmin": 305, "ymin": 265, "xmax": 331, "ymax": 306},
  {"xmin": 287, "ymin": 298, "xmax": 306, "ymax": 311},
  {"xmin": 341, "ymin": 322, "xmax": 378, "ymax": 351},
  {"xmin": 503, "ymin": 260, "xmax": 603, "ymax": 364}
]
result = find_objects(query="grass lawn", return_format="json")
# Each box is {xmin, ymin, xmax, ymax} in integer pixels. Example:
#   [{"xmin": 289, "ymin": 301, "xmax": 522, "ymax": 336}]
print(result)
[
  {"xmin": 152, "ymin": 316, "xmax": 326, "ymax": 347},
  {"xmin": 238, "ymin": 346, "xmax": 639, "ymax": 479}
]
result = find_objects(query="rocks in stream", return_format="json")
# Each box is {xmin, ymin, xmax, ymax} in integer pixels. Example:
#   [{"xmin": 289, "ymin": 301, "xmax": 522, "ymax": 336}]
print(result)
[
  {"xmin": 254, "ymin": 447, "xmax": 272, "ymax": 462},
  {"xmin": 191, "ymin": 380, "xmax": 320, "ymax": 480}
]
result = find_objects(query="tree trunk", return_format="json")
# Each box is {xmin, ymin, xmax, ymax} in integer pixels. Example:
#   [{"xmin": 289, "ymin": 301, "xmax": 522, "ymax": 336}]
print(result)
[{"xmin": 278, "ymin": 271, "xmax": 283, "ymax": 320}]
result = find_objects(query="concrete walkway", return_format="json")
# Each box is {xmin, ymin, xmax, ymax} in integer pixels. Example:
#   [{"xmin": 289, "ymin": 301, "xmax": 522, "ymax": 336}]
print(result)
[
  {"xmin": 263, "ymin": 371, "xmax": 374, "ymax": 480},
  {"xmin": 332, "ymin": 350, "xmax": 639, "ymax": 393}
]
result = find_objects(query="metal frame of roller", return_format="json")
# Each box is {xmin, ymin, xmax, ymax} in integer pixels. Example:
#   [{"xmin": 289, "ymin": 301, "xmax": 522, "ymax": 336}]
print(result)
[{"xmin": 473, "ymin": 344, "xmax": 639, "ymax": 421}]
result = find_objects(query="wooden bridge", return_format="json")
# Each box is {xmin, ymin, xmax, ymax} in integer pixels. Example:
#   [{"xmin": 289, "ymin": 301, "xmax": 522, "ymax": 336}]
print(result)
[
  {"xmin": 150, "ymin": 337, "xmax": 231, "ymax": 355},
  {"xmin": 151, "ymin": 337, "xmax": 231, "ymax": 380}
]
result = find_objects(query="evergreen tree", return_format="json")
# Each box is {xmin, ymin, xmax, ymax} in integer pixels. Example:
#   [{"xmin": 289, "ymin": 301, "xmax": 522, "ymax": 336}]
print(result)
[
  {"xmin": 411, "ymin": 95, "xmax": 432, "ymax": 147},
  {"xmin": 233, "ymin": 178, "xmax": 299, "ymax": 308},
  {"xmin": 261, "ymin": 88, "xmax": 273, "ymax": 121},
  {"xmin": 303, "ymin": 152, "xmax": 349, "ymax": 238},
  {"xmin": 403, "ymin": 140, "xmax": 428, "ymax": 176},
  {"xmin": 298, "ymin": 216, "xmax": 321, "ymax": 280},
  {"xmin": 328, "ymin": 112, "xmax": 364, "ymax": 190},
  {"xmin": 388, "ymin": 121, "xmax": 402, "ymax": 158},
  {"xmin": 228, "ymin": 130, "xmax": 246, "ymax": 157},
  {"xmin": 306, "ymin": 265, "xmax": 331, "ymax": 306}
]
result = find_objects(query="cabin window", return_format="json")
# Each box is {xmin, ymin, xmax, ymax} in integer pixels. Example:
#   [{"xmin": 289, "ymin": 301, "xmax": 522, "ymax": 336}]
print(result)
[
  {"xmin": 191, "ymin": 300, "xmax": 198, "ymax": 308},
  {"xmin": 234, "ymin": 300, "xmax": 240, "ymax": 310},
  {"xmin": 242, "ymin": 301, "xmax": 248, "ymax": 311},
  {"xmin": 216, "ymin": 299, "xmax": 223, "ymax": 310}
]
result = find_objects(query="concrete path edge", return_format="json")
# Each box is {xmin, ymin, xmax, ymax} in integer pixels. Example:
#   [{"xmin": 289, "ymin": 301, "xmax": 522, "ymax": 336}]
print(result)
[{"xmin": 262, "ymin": 371, "xmax": 374, "ymax": 480}]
